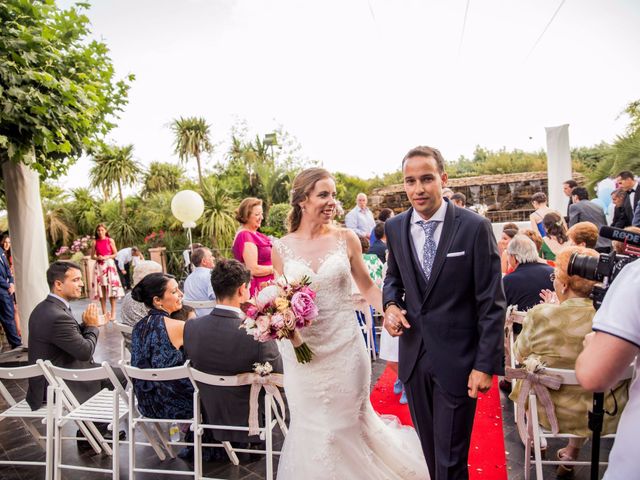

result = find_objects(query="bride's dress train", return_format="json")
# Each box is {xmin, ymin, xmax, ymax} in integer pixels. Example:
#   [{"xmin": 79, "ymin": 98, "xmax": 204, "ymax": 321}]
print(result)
[{"xmin": 275, "ymin": 237, "xmax": 429, "ymax": 480}]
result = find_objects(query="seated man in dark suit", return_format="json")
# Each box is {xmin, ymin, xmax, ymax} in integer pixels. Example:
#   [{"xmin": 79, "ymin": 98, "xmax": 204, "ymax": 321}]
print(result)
[
  {"xmin": 27, "ymin": 261, "xmax": 104, "ymax": 410},
  {"xmin": 367, "ymin": 222, "xmax": 387, "ymax": 263},
  {"xmin": 26, "ymin": 261, "xmax": 124, "ymax": 439},
  {"xmin": 503, "ymin": 234, "xmax": 554, "ymax": 313},
  {"xmin": 183, "ymin": 259, "xmax": 282, "ymax": 448}
]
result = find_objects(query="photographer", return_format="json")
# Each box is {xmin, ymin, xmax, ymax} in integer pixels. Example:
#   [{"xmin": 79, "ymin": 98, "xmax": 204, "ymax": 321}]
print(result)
[{"xmin": 576, "ymin": 259, "xmax": 640, "ymax": 479}]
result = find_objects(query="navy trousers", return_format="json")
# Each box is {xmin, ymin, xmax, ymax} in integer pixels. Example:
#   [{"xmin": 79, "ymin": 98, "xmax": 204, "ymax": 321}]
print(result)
[{"xmin": 0, "ymin": 289, "xmax": 21, "ymax": 348}]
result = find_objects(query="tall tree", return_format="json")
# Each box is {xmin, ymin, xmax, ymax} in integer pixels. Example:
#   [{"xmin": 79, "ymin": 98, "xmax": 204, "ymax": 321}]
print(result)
[
  {"xmin": 90, "ymin": 144, "xmax": 141, "ymax": 215},
  {"xmin": 171, "ymin": 117, "xmax": 213, "ymax": 190},
  {"xmin": 0, "ymin": 0, "xmax": 133, "ymax": 178}
]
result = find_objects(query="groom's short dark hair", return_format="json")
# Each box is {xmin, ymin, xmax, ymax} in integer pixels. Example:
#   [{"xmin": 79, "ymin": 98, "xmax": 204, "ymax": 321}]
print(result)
[
  {"xmin": 402, "ymin": 146, "xmax": 445, "ymax": 173},
  {"xmin": 210, "ymin": 259, "xmax": 251, "ymax": 300}
]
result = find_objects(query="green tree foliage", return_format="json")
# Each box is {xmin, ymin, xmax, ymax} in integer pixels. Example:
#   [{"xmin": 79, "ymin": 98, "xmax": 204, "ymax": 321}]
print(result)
[
  {"xmin": 171, "ymin": 117, "xmax": 213, "ymax": 190},
  {"xmin": 262, "ymin": 202, "xmax": 290, "ymax": 237},
  {"xmin": 0, "ymin": 0, "xmax": 132, "ymax": 178},
  {"xmin": 89, "ymin": 144, "xmax": 141, "ymax": 215},
  {"xmin": 200, "ymin": 180, "xmax": 237, "ymax": 251},
  {"xmin": 142, "ymin": 161, "xmax": 184, "ymax": 197}
]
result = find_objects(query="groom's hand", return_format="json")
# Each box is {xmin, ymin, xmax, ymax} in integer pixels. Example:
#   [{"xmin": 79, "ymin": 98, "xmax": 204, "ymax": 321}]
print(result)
[
  {"xmin": 467, "ymin": 369, "xmax": 492, "ymax": 398},
  {"xmin": 383, "ymin": 305, "xmax": 410, "ymax": 337}
]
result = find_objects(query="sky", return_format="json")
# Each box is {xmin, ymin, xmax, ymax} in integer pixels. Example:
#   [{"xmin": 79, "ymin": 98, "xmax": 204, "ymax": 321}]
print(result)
[{"xmin": 56, "ymin": 0, "xmax": 640, "ymax": 191}]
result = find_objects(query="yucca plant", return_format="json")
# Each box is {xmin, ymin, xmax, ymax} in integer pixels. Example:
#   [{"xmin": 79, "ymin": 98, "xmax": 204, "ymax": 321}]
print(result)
[{"xmin": 200, "ymin": 181, "xmax": 237, "ymax": 251}]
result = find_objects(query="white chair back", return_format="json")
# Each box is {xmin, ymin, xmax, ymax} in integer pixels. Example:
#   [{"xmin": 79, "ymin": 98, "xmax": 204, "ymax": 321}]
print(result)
[
  {"xmin": 0, "ymin": 362, "xmax": 54, "ymax": 478},
  {"xmin": 113, "ymin": 322, "xmax": 133, "ymax": 362},
  {"xmin": 182, "ymin": 299, "xmax": 216, "ymax": 310}
]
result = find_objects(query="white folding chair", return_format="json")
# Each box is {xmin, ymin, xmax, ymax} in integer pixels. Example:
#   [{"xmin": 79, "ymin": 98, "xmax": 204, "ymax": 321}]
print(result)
[
  {"xmin": 182, "ymin": 300, "xmax": 216, "ymax": 311},
  {"xmin": 188, "ymin": 367, "xmax": 287, "ymax": 480},
  {"xmin": 352, "ymin": 294, "xmax": 377, "ymax": 360},
  {"xmin": 113, "ymin": 321, "xmax": 133, "ymax": 362},
  {"xmin": 44, "ymin": 360, "xmax": 129, "ymax": 479},
  {"xmin": 120, "ymin": 362, "xmax": 196, "ymax": 479},
  {"xmin": 517, "ymin": 364, "xmax": 635, "ymax": 480},
  {"xmin": 0, "ymin": 362, "xmax": 54, "ymax": 479}
]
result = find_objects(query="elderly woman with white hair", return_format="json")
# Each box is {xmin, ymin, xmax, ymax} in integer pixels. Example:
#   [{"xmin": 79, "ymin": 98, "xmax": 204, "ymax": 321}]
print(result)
[
  {"xmin": 120, "ymin": 260, "xmax": 163, "ymax": 348},
  {"xmin": 503, "ymin": 234, "xmax": 554, "ymax": 313}
]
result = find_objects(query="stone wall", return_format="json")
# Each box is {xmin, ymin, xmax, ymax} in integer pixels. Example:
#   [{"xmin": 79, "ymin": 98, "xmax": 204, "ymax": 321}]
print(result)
[{"xmin": 369, "ymin": 171, "xmax": 585, "ymax": 222}]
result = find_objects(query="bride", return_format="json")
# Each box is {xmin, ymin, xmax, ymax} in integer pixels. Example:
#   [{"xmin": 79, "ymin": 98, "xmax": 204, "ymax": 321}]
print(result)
[{"xmin": 272, "ymin": 168, "xmax": 429, "ymax": 479}]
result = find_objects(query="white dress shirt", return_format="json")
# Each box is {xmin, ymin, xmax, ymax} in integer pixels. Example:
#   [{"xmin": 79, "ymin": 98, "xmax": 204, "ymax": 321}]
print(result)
[
  {"xmin": 409, "ymin": 199, "xmax": 448, "ymax": 264},
  {"xmin": 215, "ymin": 304, "xmax": 244, "ymax": 318}
]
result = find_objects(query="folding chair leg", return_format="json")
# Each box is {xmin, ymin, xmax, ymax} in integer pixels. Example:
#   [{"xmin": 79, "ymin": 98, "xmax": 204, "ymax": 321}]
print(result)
[
  {"xmin": 46, "ymin": 386, "xmax": 54, "ymax": 480},
  {"xmin": 271, "ymin": 397, "xmax": 288, "ymax": 436},
  {"xmin": 530, "ymin": 396, "xmax": 544, "ymax": 480},
  {"xmin": 139, "ymin": 422, "xmax": 167, "ymax": 460},
  {"xmin": 154, "ymin": 423, "xmax": 176, "ymax": 458},
  {"xmin": 222, "ymin": 441, "xmax": 239, "ymax": 465},
  {"xmin": 23, "ymin": 418, "xmax": 46, "ymax": 450},
  {"xmin": 54, "ymin": 391, "xmax": 63, "ymax": 480},
  {"xmin": 129, "ymin": 417, "xmax": 135, "ymax": 480},
  {"xmin": 265, "ymin": 394, "xmax": 274, "ymax": 480}
]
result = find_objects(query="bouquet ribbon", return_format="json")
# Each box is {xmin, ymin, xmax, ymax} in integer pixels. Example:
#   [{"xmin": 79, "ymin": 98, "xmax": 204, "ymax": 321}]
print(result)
[
  {"xmin": 235, "ymin": 372, "xmax": 286, "ymax": 436},
  {"xmin": 504, "ymin": 366, "xmax": 562, "ymax": 445}
]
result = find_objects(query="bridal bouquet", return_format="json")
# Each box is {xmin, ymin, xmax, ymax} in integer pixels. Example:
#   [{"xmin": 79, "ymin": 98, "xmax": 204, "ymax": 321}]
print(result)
[{"xmin": 240, "ymin": 275, "xmax": 318, "ymax": 363}]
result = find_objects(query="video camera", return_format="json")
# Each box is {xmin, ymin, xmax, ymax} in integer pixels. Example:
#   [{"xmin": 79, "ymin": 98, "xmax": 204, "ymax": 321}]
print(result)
[{"xmin": 567, "ymin": 226, "xmax": 640, "ymax": 309}]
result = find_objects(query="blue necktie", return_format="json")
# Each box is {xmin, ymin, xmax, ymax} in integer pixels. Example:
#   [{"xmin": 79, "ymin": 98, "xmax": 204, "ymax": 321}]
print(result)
[{"xmin": 417, "ymin": 220, "xmax": 438, "ymax": 280}]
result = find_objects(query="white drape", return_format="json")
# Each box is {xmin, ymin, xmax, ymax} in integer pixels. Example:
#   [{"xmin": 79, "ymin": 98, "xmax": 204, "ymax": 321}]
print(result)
[
  {"xmin": 2, "ymin": 162, "xmax": 50, "ymax": 343},
  {"xmin": 545, "ymin": 124, "xmax": 573, "ymax": 213}
]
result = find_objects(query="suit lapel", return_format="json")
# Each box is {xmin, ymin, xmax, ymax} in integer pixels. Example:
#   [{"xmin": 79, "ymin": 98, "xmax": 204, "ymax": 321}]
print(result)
[{"xmin": 421, "ymin": 201, "xmax": 460, "ymax": 309}]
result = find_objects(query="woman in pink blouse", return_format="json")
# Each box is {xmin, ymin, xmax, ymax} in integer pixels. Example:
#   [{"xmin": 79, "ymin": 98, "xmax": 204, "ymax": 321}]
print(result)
[
  {"xmin": 231, "ymin": 198, "xmax": 274, "ymax": 297},
  {"xmin": 91, "ymin": 223, "xmax": 124, "ymax": 319}
]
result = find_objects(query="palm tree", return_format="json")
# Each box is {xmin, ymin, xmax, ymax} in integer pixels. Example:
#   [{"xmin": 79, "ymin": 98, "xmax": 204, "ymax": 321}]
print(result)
[
  {"xmin": 90, "ymin": 144, "xmax": 141, "ymax": 215},
  {"xmin": 142, "ymin": 161, "xmax": 185, "ymax": 196},
  {"xmin": 200, "ymin": 180, "xmax": 237, "ymax": 250},
  {"xmin": 171, "ymin": 117, "xmax": 213, "ymax": 190}
]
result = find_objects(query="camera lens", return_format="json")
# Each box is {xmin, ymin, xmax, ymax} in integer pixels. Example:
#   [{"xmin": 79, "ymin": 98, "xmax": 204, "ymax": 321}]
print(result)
[{"xmin": 568, "ymin": 252, "xmax": 601, "ymax": 281}]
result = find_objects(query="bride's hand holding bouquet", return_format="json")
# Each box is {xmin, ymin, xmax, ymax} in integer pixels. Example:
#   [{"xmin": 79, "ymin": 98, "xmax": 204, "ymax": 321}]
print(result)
[{"xmin": 240, "ymin": 275, "xmax": 318, "ymax": 363}]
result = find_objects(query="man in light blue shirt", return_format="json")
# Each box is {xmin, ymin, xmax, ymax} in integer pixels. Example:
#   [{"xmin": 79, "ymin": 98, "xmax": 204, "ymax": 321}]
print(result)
[
  {"xmin": 183, "ymin": 247, "xmax": 216, "ymax": 317},
  {"xmin": 345, "ymin": 192, "xmax": 376, "ymax": 237}
]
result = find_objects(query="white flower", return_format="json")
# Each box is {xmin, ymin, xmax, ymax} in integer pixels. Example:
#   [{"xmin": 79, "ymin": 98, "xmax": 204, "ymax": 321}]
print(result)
[
  {"xmin": 256, "ymin": 285, "xmax": 282, "ymax": 309},
  {"xmin": 253, "ymin": 362, "xmax": 273, "ymax": 376}
]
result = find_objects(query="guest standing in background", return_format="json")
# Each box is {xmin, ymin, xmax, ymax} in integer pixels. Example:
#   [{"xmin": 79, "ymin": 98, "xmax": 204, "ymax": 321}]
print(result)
[
  {"xmin": 90, "ymin": 224, "xmax": 124, "ymax": 319},
  {"xmin": 0, "ymin": 233, "xmax": 21, "ymax": 341},
  {"xmin": 115, "ymin": 246, "xmax": 144, "ymax": 291},
  {"xmin": 615, "ymin": 170, "xmax": 638, "ymax": 221},
  {"xmin": 562, "ymin": 179, "xmax": 578, "ymax": 224},
  {"xmin": 368, "ymin": 222, "xmax": 388, "ymax": 264},
  {"xmin": 498, "ymin": 225, "xmax": 519, "ymax": 274},
  {"xmin": 232, "ymin": 198, "xmax": 274, "ymax": 297},
  {"xmin": 529, "ymin": 192, "xmax": 554, "ymax": 237},
  {"xmin": 0, "ymin": 233, "xmax": 21, "ymax": 350},
  {"xmin": 345, "ymin": 192, "xmax": 376, "ymax": 237},
  {"xmin": 369, "ymin": 208, "xmax": 394, "ymax": 244},
  {"xmin": 568, "ymin": 187, "xmax": 611, "ymax": 251},
  {"xmin": 610, "ymin": 189, "xmax": 631, "ymax": 228},
  {"xmin": 182, "ymin": 247, "xmax": 216, "ymax": 317}
]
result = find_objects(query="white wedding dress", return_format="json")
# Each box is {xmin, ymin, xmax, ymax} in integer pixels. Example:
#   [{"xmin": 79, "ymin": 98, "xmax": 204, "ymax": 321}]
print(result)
[{"xmin": 275, "ymin": 235, "xmax": 429, "ymax": 480}]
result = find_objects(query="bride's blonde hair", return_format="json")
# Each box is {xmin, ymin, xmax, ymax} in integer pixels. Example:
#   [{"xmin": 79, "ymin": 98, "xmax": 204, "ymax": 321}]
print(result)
[{"xmin": 287, "ymin": 168, "xmax": 335, "ymax": 233}]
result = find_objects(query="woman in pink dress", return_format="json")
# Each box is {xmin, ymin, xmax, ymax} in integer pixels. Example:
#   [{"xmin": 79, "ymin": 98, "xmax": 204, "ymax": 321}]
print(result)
[
  {"xmin": 91, "ymin": 224, "xmax": 124, "ymax": 319},
  {"xmin": 231, "ymin": 198, "xmax": 274, "ymax": 297}
]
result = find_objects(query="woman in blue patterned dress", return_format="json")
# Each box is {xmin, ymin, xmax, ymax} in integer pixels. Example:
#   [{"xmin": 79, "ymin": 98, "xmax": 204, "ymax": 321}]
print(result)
[{"xmin": 130, "ymin": 272, "xmax": 193, "ymax": 419}]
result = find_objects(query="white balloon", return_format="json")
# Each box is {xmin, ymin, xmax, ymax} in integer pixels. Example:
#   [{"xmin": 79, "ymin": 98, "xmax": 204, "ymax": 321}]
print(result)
[{"xmin": 171, "ymin": 190, "xmax": 204, "ymax": 228}]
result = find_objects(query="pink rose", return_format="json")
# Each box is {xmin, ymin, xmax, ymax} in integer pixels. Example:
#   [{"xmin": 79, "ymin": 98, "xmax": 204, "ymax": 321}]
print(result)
[
  {"xmin": 242, "ymin": 303, "xmax": 259, "ymax": 319},
  {"xmin": 290, "ymin": 292, "xmax": 318, "ymax": 326},
  {"xmin": 271, "ymin": 313, "xmax": 285, "ymax": 330},
  {"xmin": 282, "ymin": 310, "xmax": 297, "ymax": 330},
  {"xmin": 255, "ymin": 315, "xmax": 271, "ymax": 334},
  {"xmin": 299, "ymin": 285, "xmax": 316, "ymax": 300}
]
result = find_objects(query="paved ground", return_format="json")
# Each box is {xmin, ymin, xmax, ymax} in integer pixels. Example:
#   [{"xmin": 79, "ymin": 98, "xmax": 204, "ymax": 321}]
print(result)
[{"xmin": 0, "ymin": 297, "xmax": 613, "ymax": 479}]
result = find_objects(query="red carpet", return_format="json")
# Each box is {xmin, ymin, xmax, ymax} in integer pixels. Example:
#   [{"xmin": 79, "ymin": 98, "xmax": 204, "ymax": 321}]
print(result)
[{"xmin": 370, "ymin": 366, "xmax": 507, "ymax": 479}]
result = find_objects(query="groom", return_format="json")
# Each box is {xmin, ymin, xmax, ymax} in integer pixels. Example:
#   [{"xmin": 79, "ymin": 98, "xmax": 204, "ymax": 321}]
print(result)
[{"xmin": 383, "ymin": 146, "xmax": 505, "ymax": 480}]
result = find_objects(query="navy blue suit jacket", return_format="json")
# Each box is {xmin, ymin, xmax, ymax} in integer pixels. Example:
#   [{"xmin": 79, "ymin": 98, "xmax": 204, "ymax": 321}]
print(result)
[
  {"xmin": 0, "ymin": 251, "xmax": 14, "ymax": 290},
  {"xmin": 383, "ymin": 200, "xmax": 506, "ymax": 396}
]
